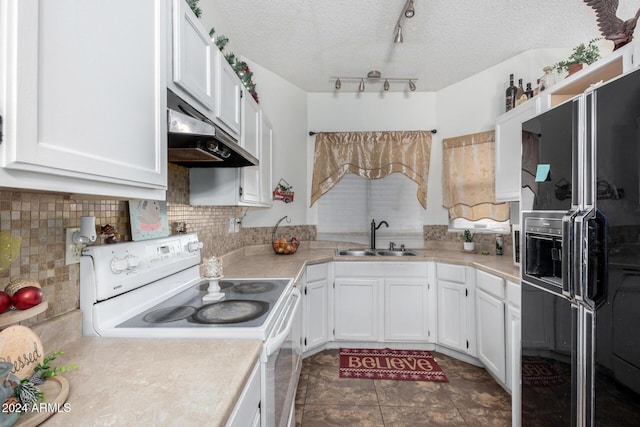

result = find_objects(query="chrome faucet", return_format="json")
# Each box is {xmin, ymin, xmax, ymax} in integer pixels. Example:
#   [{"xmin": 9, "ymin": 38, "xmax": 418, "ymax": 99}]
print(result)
[
  {"xmin": 370, "ymin": 219, "xmax": 389, "ymax": 249},
  {"xmin": 389, "ymin": 242, "xmax": 396, "ymax": 250}
]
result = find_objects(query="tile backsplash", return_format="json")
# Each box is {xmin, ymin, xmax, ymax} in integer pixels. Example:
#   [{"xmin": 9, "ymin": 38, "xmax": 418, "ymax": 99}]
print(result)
[{"xmin": 0, "ymin": 164, "xmax": 313, "ymax": 326}]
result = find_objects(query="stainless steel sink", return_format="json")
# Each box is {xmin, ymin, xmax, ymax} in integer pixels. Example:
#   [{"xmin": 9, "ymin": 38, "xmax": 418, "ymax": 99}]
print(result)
[
  {"xmin": 335, "ymin": 248, "xmax": 419, "ymax": 257},
  {"xmin": 375, "ymin": 249, "xmax": 418, "ymax": 256},
  {"xmin": 336, "ymin": 249, "xmax": 377, "ymax": 256}
]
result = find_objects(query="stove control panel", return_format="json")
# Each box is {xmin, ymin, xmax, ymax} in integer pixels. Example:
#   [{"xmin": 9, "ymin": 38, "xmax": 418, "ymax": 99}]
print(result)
[{"xmin": 82, "ymin": 233, "xmax": 203, "ymax": 301}]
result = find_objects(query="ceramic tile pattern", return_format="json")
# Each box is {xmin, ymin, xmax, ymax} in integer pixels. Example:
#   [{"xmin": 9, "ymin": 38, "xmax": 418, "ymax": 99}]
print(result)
[
  {"xmin": 296, "ymin": 349, "xmax": 511, "ymax": 427},
  {"xmin": 0, "ymin": 164, "xmax": 315, "ymax": 325}
]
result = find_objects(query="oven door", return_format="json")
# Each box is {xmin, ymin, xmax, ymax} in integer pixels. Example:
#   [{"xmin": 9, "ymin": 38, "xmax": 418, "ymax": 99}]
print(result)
[{"xmin": 263, "ymin": 287, "xmax": 302, "ymax": 427}]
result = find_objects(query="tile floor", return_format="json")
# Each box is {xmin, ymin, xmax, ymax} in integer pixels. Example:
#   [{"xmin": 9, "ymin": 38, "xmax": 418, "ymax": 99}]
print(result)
[{"xmin": 295, "ymin": 349, "xmax": 512, "ymax": 427}]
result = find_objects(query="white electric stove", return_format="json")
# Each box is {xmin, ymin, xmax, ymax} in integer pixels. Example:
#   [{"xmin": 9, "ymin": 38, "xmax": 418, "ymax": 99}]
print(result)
[{"xmin": 79, "ymin": 233, "xmax": 302, "ymax": 426}]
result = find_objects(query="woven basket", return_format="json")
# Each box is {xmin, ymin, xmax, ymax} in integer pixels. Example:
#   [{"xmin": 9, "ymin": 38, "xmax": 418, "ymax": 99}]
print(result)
[{"xmin": 272, "ymin": 240, "xmax": 299, "ymax": 255}]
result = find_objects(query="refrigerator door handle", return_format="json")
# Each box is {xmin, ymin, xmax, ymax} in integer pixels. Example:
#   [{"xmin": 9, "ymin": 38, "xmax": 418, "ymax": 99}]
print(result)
[
  {"xmin": 562, "ymin": 211, "xmax": 577, "ymax": 298},
  {"xmin": 583, "ymin": 210, "xmax": 607, "ymax": 308}
]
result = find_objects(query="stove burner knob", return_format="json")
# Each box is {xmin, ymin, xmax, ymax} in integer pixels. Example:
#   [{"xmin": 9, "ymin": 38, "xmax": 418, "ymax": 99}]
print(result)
[
  {"xmin": 110, "ymin": 257, "xmax": 128, "ymax": 274},
  {"xmin": 125, "ymin": 255, "xmax": 139, "ymax": 269},
  {"xmin": 188, "ymin": 241, "xmax": 203, "ymax": 253}
]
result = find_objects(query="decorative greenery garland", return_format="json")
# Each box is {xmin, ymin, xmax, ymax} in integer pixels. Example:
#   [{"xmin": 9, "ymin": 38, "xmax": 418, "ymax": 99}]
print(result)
[{"xmin": 187, "ymin": 0, "xmax": 259, "ymax": 103}]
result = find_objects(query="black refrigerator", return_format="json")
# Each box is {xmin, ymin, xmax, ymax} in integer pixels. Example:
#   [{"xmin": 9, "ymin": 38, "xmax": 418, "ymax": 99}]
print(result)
[{"xmin": 520, "ymin": 67, "xmax": 640, "ymax": 426}]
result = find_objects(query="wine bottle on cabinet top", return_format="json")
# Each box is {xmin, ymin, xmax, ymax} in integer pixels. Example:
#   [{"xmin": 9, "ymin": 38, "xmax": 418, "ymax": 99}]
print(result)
[
  {"xmin": 514, "ymin": 78, "xmax": 526, "ymax": 107},
  {"xmin": 505, "ymin": 74, "xmax": 517, "ymax": 112},
  {"xmin": 525, "ymin": 82, "xmax": 533, "ymax": 99}
]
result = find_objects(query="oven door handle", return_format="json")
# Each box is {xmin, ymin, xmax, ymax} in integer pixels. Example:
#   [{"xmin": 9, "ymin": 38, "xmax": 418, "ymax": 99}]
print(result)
[{"xmin": 265, "ymin": 287, "xmax": 301, "ymax": 357}]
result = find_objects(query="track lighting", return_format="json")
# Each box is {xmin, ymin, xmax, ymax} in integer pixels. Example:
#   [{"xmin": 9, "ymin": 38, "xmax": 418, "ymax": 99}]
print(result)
[
  {"xmin": 393, "ymin": 0, "xmax": 416, "ymax": 43},
  {"xmin": 331, "ymin": 71, "xmax": 418, "ymax": 92}
]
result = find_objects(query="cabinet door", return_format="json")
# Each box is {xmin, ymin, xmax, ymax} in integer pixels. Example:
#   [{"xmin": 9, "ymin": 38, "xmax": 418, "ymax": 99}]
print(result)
[
  {"xmin": 259, "ymin": 111, "xmax": 273, "ymax": 206},
  {"xmin": 239, "ymin": 93, "xmax": 260, "ymax": 203},
  {"xmin": 304, "ymin": 278, "xmax": 329, "ymax": 351},
  {"xmin": 437, "ymin": 280, "xmax": 469, "ymax": 352},
  {"xmin": 0, "ymin": 0, "xmax": 166, "ymax": 198},
  {"xmin": 225, "ymin": 361, "xmax": 261, "ymax": 427},
  {"xmin": 171, "ymin": 0, "xmax": 214, "ymax": 112},
  {"xmin": 495, "ymin": 101, "xmax": 536, "ymax": 201},
  {"xmin": 506, "ymin": 303, "xmax": 521, "ymax": 395},
  {"xmin": 216, "ymin": 50, "xmax": 241, "ymax": 135},
  {"xmin": 334, "ymin": 278, "xmax": 379, "ymax": 341},
  {"xmin": 476, "ymin": 289, "xmax": 506, "ymax": 383},
  {"xmin": 384, "ymin": 278, "xmax": 429, "ymax": 341}
]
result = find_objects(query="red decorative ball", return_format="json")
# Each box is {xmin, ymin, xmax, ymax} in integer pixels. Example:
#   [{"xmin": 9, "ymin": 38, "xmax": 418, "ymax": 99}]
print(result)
[
  {"xmin": 11, "ymin": 286, "xmax": 42, "ymax": 310},
  {"xmin": 0, "ymin": 291, "xmax": 10, "ymax": 314}
]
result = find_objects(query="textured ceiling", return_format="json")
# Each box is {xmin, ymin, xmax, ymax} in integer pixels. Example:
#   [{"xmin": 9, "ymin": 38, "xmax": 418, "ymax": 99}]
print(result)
[{"xmin": 203, "ymin": 0, "xmax": 640, "ymax": 92}]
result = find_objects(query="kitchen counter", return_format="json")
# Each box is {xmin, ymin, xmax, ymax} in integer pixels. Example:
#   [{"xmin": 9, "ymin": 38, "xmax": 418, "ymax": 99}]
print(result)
[
  {"xmin": 31, "ymin": 241, "xmax": 518, "ymax": 426},
  {"xmin": 221, "ymin": 242, "xmax": 520, "ymax": 283},
  {"xmin": 29, "ymin": 312, "xmax": 261, "ymax": 427}
]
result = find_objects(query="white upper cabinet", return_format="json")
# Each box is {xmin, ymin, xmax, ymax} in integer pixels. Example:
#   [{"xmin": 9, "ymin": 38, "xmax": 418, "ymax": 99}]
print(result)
[
  {"xmin": 215, "ymin": 49, "xmax": 242, "ymax": 136},
  {"xmin": 170, "ymin": 0, "xmax": 215, "ymax": 113},
  {"xmin": 0, "ymin": 0, "xmax": 167, "ymax": 199},
  {"xmin": 494, "ymin": 101, "xmax": 537, "ymax": 202},
  {"xmin": 259, "ymin": 111, "xmax": 273, "ymax": 206},
  {"xmin": 238, "ymin": 92, "xmax": 260, "ymax": 203}
]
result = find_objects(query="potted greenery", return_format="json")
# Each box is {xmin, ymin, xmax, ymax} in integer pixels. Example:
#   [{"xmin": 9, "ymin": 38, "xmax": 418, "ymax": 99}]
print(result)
[
  {"xmin": 463, "ymin": 229, "xmax": 475, "ymax": 252},
  {"xmin": 553, "ymin": 39, "xmax": 601, "ymax": 76}
]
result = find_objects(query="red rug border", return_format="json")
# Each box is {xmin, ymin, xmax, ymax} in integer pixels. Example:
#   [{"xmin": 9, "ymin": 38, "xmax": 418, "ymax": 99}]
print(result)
[{"xmin": 338, "ymin": 347, "xmax": 449, "ymax": 382}]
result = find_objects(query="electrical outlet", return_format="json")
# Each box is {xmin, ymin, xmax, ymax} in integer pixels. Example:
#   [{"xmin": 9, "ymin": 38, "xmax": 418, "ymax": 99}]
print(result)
[
  {"xmin": 228, "ymin": 218, "xmax": 235, "ymax": 234},
  {"xmin": 234, "ymin": 218, "xmax": 241, "ymax": 233},
  {"xmin": 65, "ymin": 228, "xmax": 82, "ymax": 265}
]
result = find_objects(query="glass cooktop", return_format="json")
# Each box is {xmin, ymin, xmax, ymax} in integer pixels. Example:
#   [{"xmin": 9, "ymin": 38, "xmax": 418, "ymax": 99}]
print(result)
[{"xmin": 116, "ymin": 278, "xmax": 290, "ymax": 329}]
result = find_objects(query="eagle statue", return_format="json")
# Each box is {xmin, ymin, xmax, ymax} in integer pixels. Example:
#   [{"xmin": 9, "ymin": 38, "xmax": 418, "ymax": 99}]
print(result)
[{"xmin": 584, "ymin": 0, "xmax": 640, "ymax": 49}]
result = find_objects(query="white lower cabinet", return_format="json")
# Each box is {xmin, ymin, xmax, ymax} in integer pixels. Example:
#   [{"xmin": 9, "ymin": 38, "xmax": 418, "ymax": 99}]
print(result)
[
  {"xmin": 384, "ymin": 278, "xmax": 430, "ymax": 341},
  {"xmin": 333, "ymin": 262, "xmax": 431, "ymax": 343},
  {"xmin": 225, "ymin": 361, "xmax": 261, "ymax": 427},
  {"xmin": 436, "ymin": 263, "xmax": 476, "ymax": 356},
  {"xmin": 475, "ymin": 269, "xmax": 511, "ymax": 386},
  {"xmin": 303, "ymin": 263, "xmax": 330, "ymax": 351},
  {"xmin": 334, "ymin": 277, "xmax": 380, "ymax": 341},
  {"xmin": 476, "ymin": 288, "xmax": 506, "ymax": 383}
]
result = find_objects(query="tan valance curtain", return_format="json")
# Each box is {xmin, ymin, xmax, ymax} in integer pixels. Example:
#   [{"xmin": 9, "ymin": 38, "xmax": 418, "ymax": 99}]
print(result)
[
  {"xmin": 310, "ymin": 131, "xmax": 432, "ymax": 209},
  {"xmin": 442, "ymin": 130, "xmax": 510, "ymax": 221}
]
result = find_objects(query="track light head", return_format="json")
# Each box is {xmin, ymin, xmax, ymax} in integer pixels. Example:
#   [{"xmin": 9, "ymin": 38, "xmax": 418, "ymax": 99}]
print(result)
[
  {"xmin": 335, "ymin": 78, "xmax": 341, "ymax": 90},
  {"xmin": 384, "ymin": 79, "xmax": 390, "ymax": 91},
  {"xmin": 359, "ymin": 79, "xmax": 365, "ymax": 92},
  {"xmin": 404, "ymin": 0, "xmax": 415, "ymax": 18},
  {"xmin": 408, "ymin": 80, "xmax": 416, "ymax": 91},
  {"xmin": 394, "ymin": 25, "xmax": 404, "ymax": 44}
]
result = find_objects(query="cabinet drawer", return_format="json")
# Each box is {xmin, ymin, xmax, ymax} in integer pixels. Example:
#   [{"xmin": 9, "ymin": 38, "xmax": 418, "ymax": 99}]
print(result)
[
  {"xmin": 476, "ymin": 270, "xmax": 505, "ymax": 299},
  {"xmin": 436, "ymin": 263, "xmax": 466, "ymax": 283},
  {"xmin": 306, "ymin": 263, "xmax": 328, "ymax": 282},
  {"xmin": 507, "ymin": 281, "xmax": 520, "ymax": 308}
]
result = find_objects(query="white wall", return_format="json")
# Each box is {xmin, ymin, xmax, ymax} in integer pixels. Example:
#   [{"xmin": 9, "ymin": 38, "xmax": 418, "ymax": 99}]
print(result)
[{"xmin": 306, "ymin": 92, "xmax": 438, "ymax": 225}]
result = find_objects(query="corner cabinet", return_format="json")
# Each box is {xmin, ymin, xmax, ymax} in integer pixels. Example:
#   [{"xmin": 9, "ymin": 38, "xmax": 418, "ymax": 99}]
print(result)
[
  {"xmin": 0, "ymin": 0, "xmax": 167, "ymax": 200},
  {"xmin": 494, "ymin": 101, "xmax": 537, "ymax": 202}
]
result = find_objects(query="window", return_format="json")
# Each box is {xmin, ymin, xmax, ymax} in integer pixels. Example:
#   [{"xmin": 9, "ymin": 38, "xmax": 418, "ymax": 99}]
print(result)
[{"xmin": 317, "ymin": 173, "xmax": 424, "ymax": 248}]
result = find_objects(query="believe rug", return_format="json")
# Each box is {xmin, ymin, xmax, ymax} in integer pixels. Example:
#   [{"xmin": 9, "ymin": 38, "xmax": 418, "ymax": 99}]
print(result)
[
  {"xmin": 521, "ymin": 356, "xmax": 567, "ymax": 387},
  {"xmin": 339, "ymin": 348, "xmax": 449, "ymax": 382}
]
